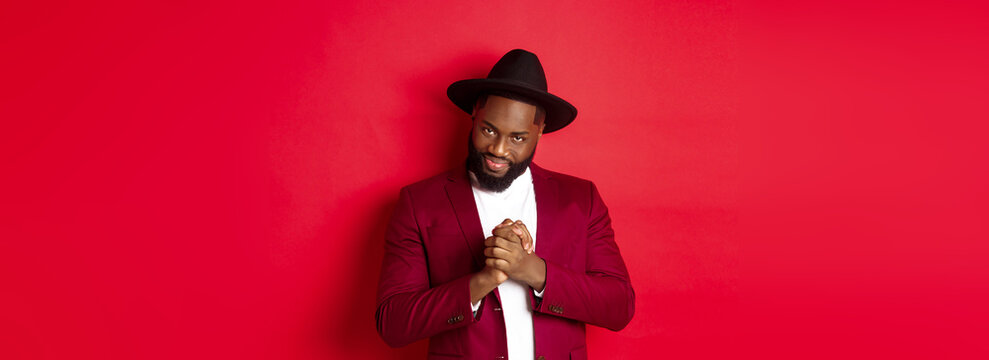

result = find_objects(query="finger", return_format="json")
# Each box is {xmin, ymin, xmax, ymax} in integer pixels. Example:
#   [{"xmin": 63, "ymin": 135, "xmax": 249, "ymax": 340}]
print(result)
[
  {"xmin": 488, "ymin": 236, "xmax": 508, "ymax": 248},
  {"xmin": 493, "ymin": 219, "xmax": 516, "ymax": 235},
  {"xmin": 493, "ymin": 226, "xmax": 522, "ymax": 244},
  {"xmin": 485, "ymin": 236, "xmax": 517, "ymax": 250},
  {"xmin": 511, "ymin": 225, "xmax": 528, "ymax": 251},
  {"xmin": 485, "ymin": 236, "xmax": 513, "ymax": 247},
  {"xmin": 487, "ymin": 267, "xmax": 508, "ymax": 283},
  {"xmin": 495, "ymin": 244, "xmax": 521, "ymax": 257},
  {"xmin": 484, "ymin": 246, "xmax": 511, "ymax": 259},
  {"xmin": 490, "ymin": 258, "xmax": 510, "ymax": 272},
  {"xmin": 514, "ymin": 222, "xmax": 534, "ymax": 254},
  {"xmin": 484, "ymin": 236, "xmax": 498, "ymax": 248},
  {"xmin": 484, "ymin": 246, "xmax": 509, "ymax": 258},
  {"xmin": 486, "ymin": 257, "xmax": 508, "ymax": 270}
]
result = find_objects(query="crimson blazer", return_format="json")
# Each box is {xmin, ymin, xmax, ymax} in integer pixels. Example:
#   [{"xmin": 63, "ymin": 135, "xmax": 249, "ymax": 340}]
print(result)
[{"xmin": 376, "ymin": 163, "xmax": 634, "ymax": 360}]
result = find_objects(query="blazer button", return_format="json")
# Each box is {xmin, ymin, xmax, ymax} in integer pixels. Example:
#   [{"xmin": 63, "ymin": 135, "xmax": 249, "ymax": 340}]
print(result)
[
  {"xmin": 456, "ymin": 314, "xmax": 464, "ymax": 322},
  {"xmin": 537, "ymin": 356, "xmax": 546, "ymax": 360}
]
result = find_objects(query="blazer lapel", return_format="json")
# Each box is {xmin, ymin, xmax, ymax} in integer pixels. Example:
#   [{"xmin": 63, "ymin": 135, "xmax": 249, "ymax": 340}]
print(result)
[
  {"xmin": 530, "ymin": 163, "xmax": 563, "ymax": 264},
  {"xmin": 444, "ymin": 167, "xmax": 485, "ymax": 270}
]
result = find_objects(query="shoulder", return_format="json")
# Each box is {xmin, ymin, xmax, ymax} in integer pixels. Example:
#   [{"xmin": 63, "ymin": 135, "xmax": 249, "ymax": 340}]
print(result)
[
  {"xmin": 531, "ymin": 164, "xmax": 611, "ymax": 219},
  {"xmin": 530, "ymin": 163, "xmax": 609, "ymax": 210},
  {"xmin": 531, "ymin": 163, "xmax": 595, "ymax": 190},
  {"xmin": 398, "ymin": 168, "xmax": 464, "ymax": 197}
]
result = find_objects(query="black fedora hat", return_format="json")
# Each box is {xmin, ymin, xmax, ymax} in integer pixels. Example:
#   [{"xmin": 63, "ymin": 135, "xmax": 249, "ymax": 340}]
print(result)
[{"xmin": 447, "ymin": 49, "xmax": 577, "ymax": 133}]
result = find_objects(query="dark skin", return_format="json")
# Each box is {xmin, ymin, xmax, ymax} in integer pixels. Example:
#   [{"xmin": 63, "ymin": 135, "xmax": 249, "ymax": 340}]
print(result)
[{"xmin": 467, "ymin": 95, "xmax": 548, "ymax": 305}]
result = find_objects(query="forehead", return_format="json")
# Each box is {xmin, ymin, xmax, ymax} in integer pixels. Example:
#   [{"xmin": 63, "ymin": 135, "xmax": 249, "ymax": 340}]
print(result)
[{"xmin": 476, "ymin": 95, "xmax": 540, "ymax": 131}]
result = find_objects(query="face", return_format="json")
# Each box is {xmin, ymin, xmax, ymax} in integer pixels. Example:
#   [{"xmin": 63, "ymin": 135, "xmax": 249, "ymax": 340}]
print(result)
[{"xmin": 467, "ymin": 95, "xmax": 545, "ymax": 192}]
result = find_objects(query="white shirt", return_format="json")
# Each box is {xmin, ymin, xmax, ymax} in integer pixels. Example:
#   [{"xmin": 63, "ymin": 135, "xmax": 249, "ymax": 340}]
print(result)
[{"xmin": 469, "ymin": 167, "xmax": 541, "ymax": 360}]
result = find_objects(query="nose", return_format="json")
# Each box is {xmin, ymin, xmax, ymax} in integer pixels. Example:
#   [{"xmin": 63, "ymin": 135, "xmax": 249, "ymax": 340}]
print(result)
[{"xmin": 489, "ymin": 137, "xmax": 510, "ymax": 158}]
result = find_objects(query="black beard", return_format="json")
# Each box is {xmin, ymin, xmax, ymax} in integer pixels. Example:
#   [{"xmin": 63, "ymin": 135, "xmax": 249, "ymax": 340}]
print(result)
[{"xmin": 466, "ymin": 137, "xmax": 535, "ymax": 193}]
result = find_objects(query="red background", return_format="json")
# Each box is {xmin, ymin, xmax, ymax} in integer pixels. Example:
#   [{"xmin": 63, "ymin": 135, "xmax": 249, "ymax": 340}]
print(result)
[{"xmin": 1, "ymin": 1, "xmax": 986, "ymax": 359}]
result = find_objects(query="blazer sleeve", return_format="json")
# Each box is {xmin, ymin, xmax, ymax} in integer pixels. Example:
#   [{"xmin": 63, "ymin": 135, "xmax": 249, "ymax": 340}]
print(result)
[
  {"xmin": 375, "ymin": 186, "xmax": 478, "ymax": 348},
  {"xmin": 530, "ymin": 182, "xmax": 635, "ymax": 331}
]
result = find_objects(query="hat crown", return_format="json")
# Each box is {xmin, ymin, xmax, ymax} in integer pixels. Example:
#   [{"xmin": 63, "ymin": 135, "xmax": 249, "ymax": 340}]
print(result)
[
  {"xmin": 486, "ymin": 49, "xmax": 548, "ymax": 92},
  {"xmin": 446, "ymin": 48, "xmax": 576, "ymax": 133}
]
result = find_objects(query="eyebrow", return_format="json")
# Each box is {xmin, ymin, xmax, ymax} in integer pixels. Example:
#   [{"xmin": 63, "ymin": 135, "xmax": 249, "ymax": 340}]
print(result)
[{"xmin": 482, "ymin": 120, "xmax": 530, "ymax": 136}]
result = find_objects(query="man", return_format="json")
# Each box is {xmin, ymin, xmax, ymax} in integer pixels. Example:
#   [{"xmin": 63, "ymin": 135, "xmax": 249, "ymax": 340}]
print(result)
[{"xmin": 376, "ymin": 49, "xmax": 634, "ymax": 360}]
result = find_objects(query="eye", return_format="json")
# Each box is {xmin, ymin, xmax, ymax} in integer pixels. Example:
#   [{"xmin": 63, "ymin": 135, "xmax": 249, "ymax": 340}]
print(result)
[
  {"xmin": 481, "ymin": 127, "xmax": 495, "ymax": 135},
  {"xmin": 513, "ymin": 135, "xmax": 525, "ymax": 143}
]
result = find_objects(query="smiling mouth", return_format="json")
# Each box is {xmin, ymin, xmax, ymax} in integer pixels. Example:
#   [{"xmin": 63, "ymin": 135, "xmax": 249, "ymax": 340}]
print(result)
[{"xmin": 484, "ymin": 156, "xmax": 509, "ymax": 172}]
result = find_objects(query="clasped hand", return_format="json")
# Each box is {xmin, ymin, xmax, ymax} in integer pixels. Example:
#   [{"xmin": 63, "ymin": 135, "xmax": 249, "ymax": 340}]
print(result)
[{"xmin": 481, "ymin": 218, "xmax": 540, "ymax": 286}]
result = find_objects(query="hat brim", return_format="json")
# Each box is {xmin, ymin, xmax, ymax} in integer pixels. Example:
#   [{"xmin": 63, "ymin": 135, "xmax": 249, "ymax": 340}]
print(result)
[{"xmin": 447, "ymin": 78, "xmax": 577, "ymax": 133}]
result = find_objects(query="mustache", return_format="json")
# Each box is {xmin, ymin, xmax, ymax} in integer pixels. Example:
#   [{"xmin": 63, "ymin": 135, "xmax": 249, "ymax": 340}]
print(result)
[{"xmin": 484, "ymin": 154, "xmax": 511, "ymax": 163}]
